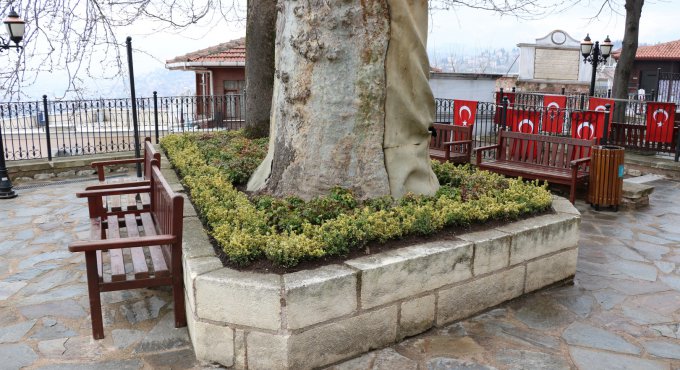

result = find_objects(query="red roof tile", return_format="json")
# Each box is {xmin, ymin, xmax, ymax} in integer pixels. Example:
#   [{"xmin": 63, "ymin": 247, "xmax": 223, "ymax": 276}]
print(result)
[
  {"xmin": 612, "ymin": 39, "xmax": 680, "ymax": 61},
  {"xmin": 166, "ymin": 38, "xmax": 245, "ymax": 65}
]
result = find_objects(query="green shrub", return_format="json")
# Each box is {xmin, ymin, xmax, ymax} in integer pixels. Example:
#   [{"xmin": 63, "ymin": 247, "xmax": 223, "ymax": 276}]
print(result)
[{"xmin": 161, "ymin": 131, "xmax": 553, "ymax": 268}]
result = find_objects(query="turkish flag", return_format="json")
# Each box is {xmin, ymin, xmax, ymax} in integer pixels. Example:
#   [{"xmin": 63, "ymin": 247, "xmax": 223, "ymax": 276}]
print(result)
[
  {"xmin": 509, "ymin": 109, "xmax": 540, "ymax": 159},
  {"xmin": 509, "ymin": 109, "xmax": 540, "ymax": 134},
  {"xmin": 571, "ymin": 111, "xmax": 607, "ymax": 141},
  {"xmin": 494, "ymin": 92, "xmax": 516, "ymax": 124},
  {"xmin": 453, "ymin": 100, "xmax": 478, "ymax": 127},
  {"xmin": 588, "ymin": 97, "xmax": 614, "ymax": 112},
  {"xmin": 645, "ymin": 102, "xmax": 676, "ymax": 143},
  {"xmin": 542, "ymin": 95, "xmax": 567, "ymax": 133}
]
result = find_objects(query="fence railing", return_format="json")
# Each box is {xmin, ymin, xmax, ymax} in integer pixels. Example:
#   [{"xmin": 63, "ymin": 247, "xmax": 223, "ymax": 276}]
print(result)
[{"xmin": 1, "ymin": 93, "xmax": 245, "ymax": 161}]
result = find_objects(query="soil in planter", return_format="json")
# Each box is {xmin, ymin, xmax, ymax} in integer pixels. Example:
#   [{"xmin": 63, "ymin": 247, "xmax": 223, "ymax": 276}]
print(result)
[{"xmin": 205, "ymin": 209, "xmax": 553, "ymax": 275}]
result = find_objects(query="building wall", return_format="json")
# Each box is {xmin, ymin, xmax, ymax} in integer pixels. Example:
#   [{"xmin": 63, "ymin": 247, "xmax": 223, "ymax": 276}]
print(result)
[
  {"xmin": 429, "ymin": 73, "xmax": 500, "ymax": 102},
  {"xmin": 628, "ymin": 60, "xmax": 680, "ymax": 94},
  {"xmin": 534, "ymin": 49, "xmax": 580, "ymax": 80},
  {"xmin": 211, "ymin": 68, "xmax": 246, "ymax": 94}
]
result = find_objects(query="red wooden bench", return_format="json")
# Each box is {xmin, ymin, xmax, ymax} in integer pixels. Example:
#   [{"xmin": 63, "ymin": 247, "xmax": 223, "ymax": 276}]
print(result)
[
  {"xmin": 474, "ymin": 131, "xmax": 594, "ymax": 203},
  {"xmin": 87, "ymin": 137, "xmax": 159, "ymax": 213},
  {"xmin": 429, "ymin": 123, "xmax": 473, "ymax": 164},
  {"xmin": 69, "ymin": 161, "xmax": 185, "ymax": 339}
]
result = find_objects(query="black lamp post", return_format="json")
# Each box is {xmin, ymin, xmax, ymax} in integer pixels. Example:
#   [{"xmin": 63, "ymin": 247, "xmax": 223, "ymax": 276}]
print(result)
[
  {"xmin": 581, "ymin": 34, "xmax": 613, "ymax": 97},
  {"xmin": 0, "ymin": 8, "xmax": 25, "ymax": 199}
]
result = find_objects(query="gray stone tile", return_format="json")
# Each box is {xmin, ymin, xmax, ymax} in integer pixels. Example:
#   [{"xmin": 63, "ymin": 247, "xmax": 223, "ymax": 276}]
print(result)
[
  {"xmin": 642, "ymin": 340, "xmax": 680, "ymax": 360},
  {"xmin": 0, "ymin": 343, "xmax": 38, "ymax": 369},
  {"xmin": 569, "ymin": 347, "xmax": 669, "ymax": 370},
  {"xmin": 562, "ymin": 322, "xmax": 640, "ymax": 355},
  {"xmin": 494, "ymin": 349, "xmax": 570, "ymax": 370},
  {"xmin": 512, "ymin": 296, "xmax": 574, "ymax": 330},
  {"xmin": 133, "ymin": 312, "xmax": 190, "ymax": 353},
  {"xmin": 120, "ymin": 296, "xmax": 167, "ymax": 324},
  {"xmin": 593, "ymin": 289, "xmax": 628, "ymax": 310},
  {"xmin": 111, "ymin": 329, "xmax": 145, "ymax": 350},
  {"xmin": 0, "ymin": 319, "xmax": 37, "ymax": 343},
  {"xmin": 0, "ymin": 281, "xmax": 27, "ymax": 300},
  {"xmin": 427, "ymin": 358, "xmax": 497, "ymax": 370},
  {"xmin": 35, "ymin": 359, "xmax": 143, "ymax": 370},
  {"xmin": 19, "ymin": 299, "xmax": 87, "ymax": 319},
  {"xmin": 30, "ymin": 318, "xmax": 77, "ymax": 340},
  {"xmin": 37, "ymin": 338, "xmax": 68, "ymax": 357},
  {"xmin": 608, "ymin": 260, "xmax": 658, "ymax": 282},
  {"xmin": 143, "ymin": 348, "xmax": 199, "ymax": 369}
]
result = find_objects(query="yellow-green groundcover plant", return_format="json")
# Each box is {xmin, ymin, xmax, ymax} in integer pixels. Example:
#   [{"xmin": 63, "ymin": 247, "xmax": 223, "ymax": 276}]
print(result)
[{"xmin": 161, "ymin": 131, "xmax": 553, "ymax": 268}]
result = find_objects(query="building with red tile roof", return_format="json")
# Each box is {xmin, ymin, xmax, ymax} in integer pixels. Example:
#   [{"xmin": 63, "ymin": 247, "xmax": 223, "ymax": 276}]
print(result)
[
  {"xmin": 612, "ymin": 39, "xmax": 680, "ymax": 95},
  {"xmin": 166, "ymin": 38, "xmax": 246, "ymax": 97}
]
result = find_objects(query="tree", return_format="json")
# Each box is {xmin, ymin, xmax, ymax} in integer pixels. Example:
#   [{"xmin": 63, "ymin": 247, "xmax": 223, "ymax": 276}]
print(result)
[
  {"xmin": 611, "ymin": 0, "xmax": 644, "ymax": 101},
  {"xmin": 243, "ymin": 0, "xmax": 276, "ymax": 139}
]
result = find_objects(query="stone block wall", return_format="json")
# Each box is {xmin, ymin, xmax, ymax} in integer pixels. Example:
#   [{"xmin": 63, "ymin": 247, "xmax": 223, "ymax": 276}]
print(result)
[{"xmin": 171, "ymin": 151, "xmax": 582, "ymax": 370}]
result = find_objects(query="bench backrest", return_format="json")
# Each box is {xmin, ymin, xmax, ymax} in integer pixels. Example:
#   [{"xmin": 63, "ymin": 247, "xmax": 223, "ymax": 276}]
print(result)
[
  {"xmin": 149, "ymin": 162, "xmax": 184, "ymax": 271},
  {"xmin": 498, "ymin": 131, "xmax": 594, "ymax": 169},
  {"xmin": 430, "ymin": 124, "xmax": 473, "ymax": 152},
  {"xmin": 143, "ymin": 137, "xmax": 162, "ymax": 180}
]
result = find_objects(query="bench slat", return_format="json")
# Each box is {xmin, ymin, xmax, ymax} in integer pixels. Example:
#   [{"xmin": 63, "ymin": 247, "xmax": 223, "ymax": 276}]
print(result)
[
  {"xmin": 140, "ymin": 193, "xmax": 151, "ymax": 209},
  {"xmin": 140, "ymin": 213, "xmax": 170, "ymax": 277},
  {"xmin": 89, "ymin": 218, "xmax": 104, "ymax": 282},
  {"xmin": 107, "ymin": 215, "xmax": 127, "ymax": 282},
  {"xmin": 127, "ymin": 193, "xmax": 138, "ymax": 211},
  {"xmin": 124, "ymin": 214, "xmax": 149, "ymax": 279}
]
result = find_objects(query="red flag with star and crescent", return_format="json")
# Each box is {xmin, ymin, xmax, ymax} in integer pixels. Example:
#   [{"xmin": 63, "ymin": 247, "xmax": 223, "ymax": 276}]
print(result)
[
  {"xmin": 570, "ymin": 111, "xmax": 607, "ymax": 142},
  {"xmin": 542, "ymin": 95, "xmax": 567, "ymax": 133},
  {"xmin": 494, "ymin": 92, "xmax": 516, "ymax": 124},
  {"xmin": 508, "ymin": 109, "xmax": 540, "ymax": 134},
  {"xmin": 645, "ymin": 102, "xmax": 676, "ymax": 143},
  {"xmin": 453, "ymin": 100, "xmax": 478, "ymax": 127}
]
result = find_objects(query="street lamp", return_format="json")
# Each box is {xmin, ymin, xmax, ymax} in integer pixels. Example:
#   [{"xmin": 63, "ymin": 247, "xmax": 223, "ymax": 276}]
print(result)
[
  {"xmin": 0, "ymin": 8, "xmax": 24, "ymax": 199},
  {"xmin": 1, "ymin": 8, "xmax": 25, "ymax": 52},
  {"xmin": 581, "ymin": 34, "xmax": 613, "ymax": 97}
]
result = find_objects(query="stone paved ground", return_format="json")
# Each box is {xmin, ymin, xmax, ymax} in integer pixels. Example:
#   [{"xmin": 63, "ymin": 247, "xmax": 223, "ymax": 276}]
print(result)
[{"xmin": 1, "ymin": 175, "xmax": 679, "ymax": 369}]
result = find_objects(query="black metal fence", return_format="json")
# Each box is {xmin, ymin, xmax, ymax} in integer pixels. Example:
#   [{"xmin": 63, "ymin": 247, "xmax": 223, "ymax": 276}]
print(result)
[{"xmin": 1, "ymin": 93, "xmax": 245, "ymax": 161}]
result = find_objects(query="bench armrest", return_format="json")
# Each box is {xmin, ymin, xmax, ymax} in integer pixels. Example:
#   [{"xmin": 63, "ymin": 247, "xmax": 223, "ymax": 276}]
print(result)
[
  {"xmin": 443, "ymin": 140, "xmax": 473, "ymax": 146},
  {"xmin": 474, "ymin": 144, "xmax": 500, "ymax": 165},
  {"xmin": 84, "ymin": 180, "xmax": 150, "ymax": 191},
  {"xmin": 69, "ymin": 235, "xmax": 176, "ymax": 253},
  {"xmin": 76, "ymin": 186, "xmax": 151, "ymax": 199},
  {"xmin": 91, "ymin": 158, "xmax": 143, "ymax": 169},
  {"xmin": 570, "ymin": 157, "xmax": 591, "ymax": 168}
]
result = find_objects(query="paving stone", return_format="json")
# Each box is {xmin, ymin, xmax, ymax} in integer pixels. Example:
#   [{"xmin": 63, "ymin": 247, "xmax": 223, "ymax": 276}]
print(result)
[
  {"xmin": 555, "ymin": 293, "xmax": 594, "ymax": 318},
  {"xmin": 17, "ymin": 250, "xmax": 73, "ymax": 270},
  {"xmin": 61, "ymin": 335, "xmax": 104, "ymax": 360},
  {"xmin": 350, "ymin": 348, "xmax": 418, "ymax": 370},
  {"xmin": 659, "ymin": 275, "xmax": 680, "ymax": 292},
  {"xmin": 19, "ymin": 299, "xmax": 87, "ymax": 319},
  {"xmin": 593, "ymin": 289, "xmax": 627, "ymax": 310},
  {"xmin": 650, "ymin": 324, "xmax": 680, "ymax": 339},
  {"xmin": 569, "ymin": 347, "xmax": 669, "ymax": 370},
  {"xmin": 0, "ymin": 319, "xmax": 37, "ymax": 343},
  {"xmin": 133, "ymin": 312, "xmax": 190, "ymax": 353},
  {"xmin": 0, "ymin": 343, "xmax": 38, "ymax": 369},
  {"xmin": 120, "ymin": 296, "xmax": 167, "ymax": 324},
  {"xmin": 20, "ymin": 269, "xmax": 77, "ymax": 295},
  {"xmin": 512, "ymin": 296, "xmax": 574, "ymax": 330},
  {"xmin": 112, "ymin": 329, "xmax": 145, "ymax": 350},
  {"xmin": 5, "ymin": 268, "xmax": 46, "ymax": 283},
  {"xmin": 18, "ymin": 285, "xmax": 87, "ymax": 306},
  {"xmin": 621, "ymin": 306, "xmax": 673, "ymax": 325},
  {"xmin": 642, "ymin": 340, "xmax": 680, "ymax": 360},
  {"xmin": 655, "ymin": 261, "xmax": 676, "ymax": 274},
  {"xmin": 494, "ymin": 349, "xmax": 570, "ymax": 370},
  {"xmin": 143, "ymin": 348, "xmax": 198, "ymax": 369},
  {"xmin": 402, "ymin": 336, "xmax": 484, "ymax": 359},
  {"xmin": 562, "ymin": 322, "xmax": 640, "ymax": 355},
  {"xmin": 608, "ymin": 260, "xmax": 658, "ymax": 282},
  {"xmin": 35, "ymin": 360, "xmax": 143, "ymax": 370},
  {"xmin": 326, "ymin": 352, "xmax": 375, "ymax": 370},
  {"xmin": 30, "ymin": 318, "xmax": 77, "ymax": 340},
  {"xmin": 426, "ymin": 358, "xmax": 497, "ymax": 370},
  {"xmin": 496, "ymin": 326, "xmax": 560, "ymax": 350},
  {"xmin": 0, "ymin": 281, "xmax": 27, "ymax": 300},
  {"xmin": 38, "ymin": 337, "xmax": 67, "ymax": 356}
]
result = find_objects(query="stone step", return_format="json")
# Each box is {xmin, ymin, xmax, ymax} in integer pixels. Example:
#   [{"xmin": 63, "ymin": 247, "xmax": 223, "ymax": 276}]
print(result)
[{"xmin": 622, "ymin": 180, "xmax": 655, "ymax": 199}]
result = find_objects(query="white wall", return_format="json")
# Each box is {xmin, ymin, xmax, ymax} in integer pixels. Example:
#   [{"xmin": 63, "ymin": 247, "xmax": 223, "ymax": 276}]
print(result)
[{"xmin": 429, "ymin": 74, "xmax": 500, "ymax": 102}]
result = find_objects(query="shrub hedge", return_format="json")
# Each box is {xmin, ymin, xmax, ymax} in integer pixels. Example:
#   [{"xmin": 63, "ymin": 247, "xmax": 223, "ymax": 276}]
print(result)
[{"xmin": 161, "ymin": 131, "xmax": 553, "ymax": 267}]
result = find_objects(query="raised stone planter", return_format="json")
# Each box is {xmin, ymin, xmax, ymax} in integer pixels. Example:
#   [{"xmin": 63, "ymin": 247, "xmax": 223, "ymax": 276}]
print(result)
[{"xmin": 162, "ymin": 157, "xmax": 581, "ymax": 369}]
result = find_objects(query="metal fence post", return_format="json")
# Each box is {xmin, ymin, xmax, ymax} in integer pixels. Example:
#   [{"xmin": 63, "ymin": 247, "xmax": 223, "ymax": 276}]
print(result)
[
  {"xmin": 580, "ymin": 94, "xmax": 586, "ymax": 110},
  {"xmin": 153, "ymin": 91, "xmax": 159, "ymax": 144},
  {"xmin": 126, "ymin": 37, "xmax": 142, "ymax": 178},
  {"xmin": 607, "ymin": 89, "xmax": 612, "ymax": 98},
  {"xmin": 501, "ymin": 97, "xmax": 509, "ymax": 131},
  {"xmin": 42, "ymin": 95, "xmax": 52, "ymax": 161},
  {"xmin": 561, "ymin": 87, "xmax": 566, "ymax": 95},
  {"xmin": 602, "ymin": 104, "xmax": 611, "ymax": 145},
  {"xmin": 656, "ymin": 68, "xmax": 662, "ymax": 100}
]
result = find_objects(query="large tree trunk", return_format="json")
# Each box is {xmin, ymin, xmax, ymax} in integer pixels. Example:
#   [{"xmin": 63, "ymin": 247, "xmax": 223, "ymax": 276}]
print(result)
[
  {"xmin": 612, "ymin": 0, "xmax": 644, "ymax": 101},
  {"xmin": 247, "ymin": 0, "xmax": 438, "ymax": 200},
  {"xmin": 243, "ymin": 0, "xmax": 277, "ymax": 139}
]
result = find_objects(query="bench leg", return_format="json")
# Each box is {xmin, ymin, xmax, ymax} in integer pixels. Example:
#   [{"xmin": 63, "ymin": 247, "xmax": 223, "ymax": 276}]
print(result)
[
  {"xmin": 85, "ymin": 251, "xmax": 105, "ymax": 339},
  {"xmin": 172, "ymin": 274, "xmax": 187, "ymax": 328}
]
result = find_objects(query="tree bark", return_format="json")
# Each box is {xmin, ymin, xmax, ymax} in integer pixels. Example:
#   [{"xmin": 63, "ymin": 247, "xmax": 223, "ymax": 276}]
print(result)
[
  {"xmin": 243, "ymin": 0, "xmax": 277, "ymax": 139},
  {"xmin": 247, "ymin": 0, "xmax": 438, "ymax": 200},
  {"xmin": 612, "ymin": 0, "xmax": 644, "ymax": 101}
]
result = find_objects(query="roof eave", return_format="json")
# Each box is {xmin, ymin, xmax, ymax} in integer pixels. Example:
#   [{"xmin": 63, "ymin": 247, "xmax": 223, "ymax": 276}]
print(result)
[{"xmin": 165, "ymin": 61, "xmax": 246, "ymax": 70}]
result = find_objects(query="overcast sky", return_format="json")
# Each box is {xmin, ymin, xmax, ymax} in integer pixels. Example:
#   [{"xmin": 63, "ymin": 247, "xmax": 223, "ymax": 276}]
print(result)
[{"xmin": 11, "ymin": 0, "xmax": 680, "ymax": 99}]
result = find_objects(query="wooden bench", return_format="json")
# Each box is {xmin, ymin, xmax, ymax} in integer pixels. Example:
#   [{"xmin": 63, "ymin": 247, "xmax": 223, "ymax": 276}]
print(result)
[
  {"xmin": 69, "ymin": 161, "xmax": 186, "ymax": 339},
  {"xmin": 429, "ymin": 123, "xmax": 473, "ymax": 164},
  {"xmin": 474, "ymin": 131, "xmax": 594, "ymax": 203},
  {"xmin": 87, "ymin": 137, "xmax": 159, "ymax": 213}
]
